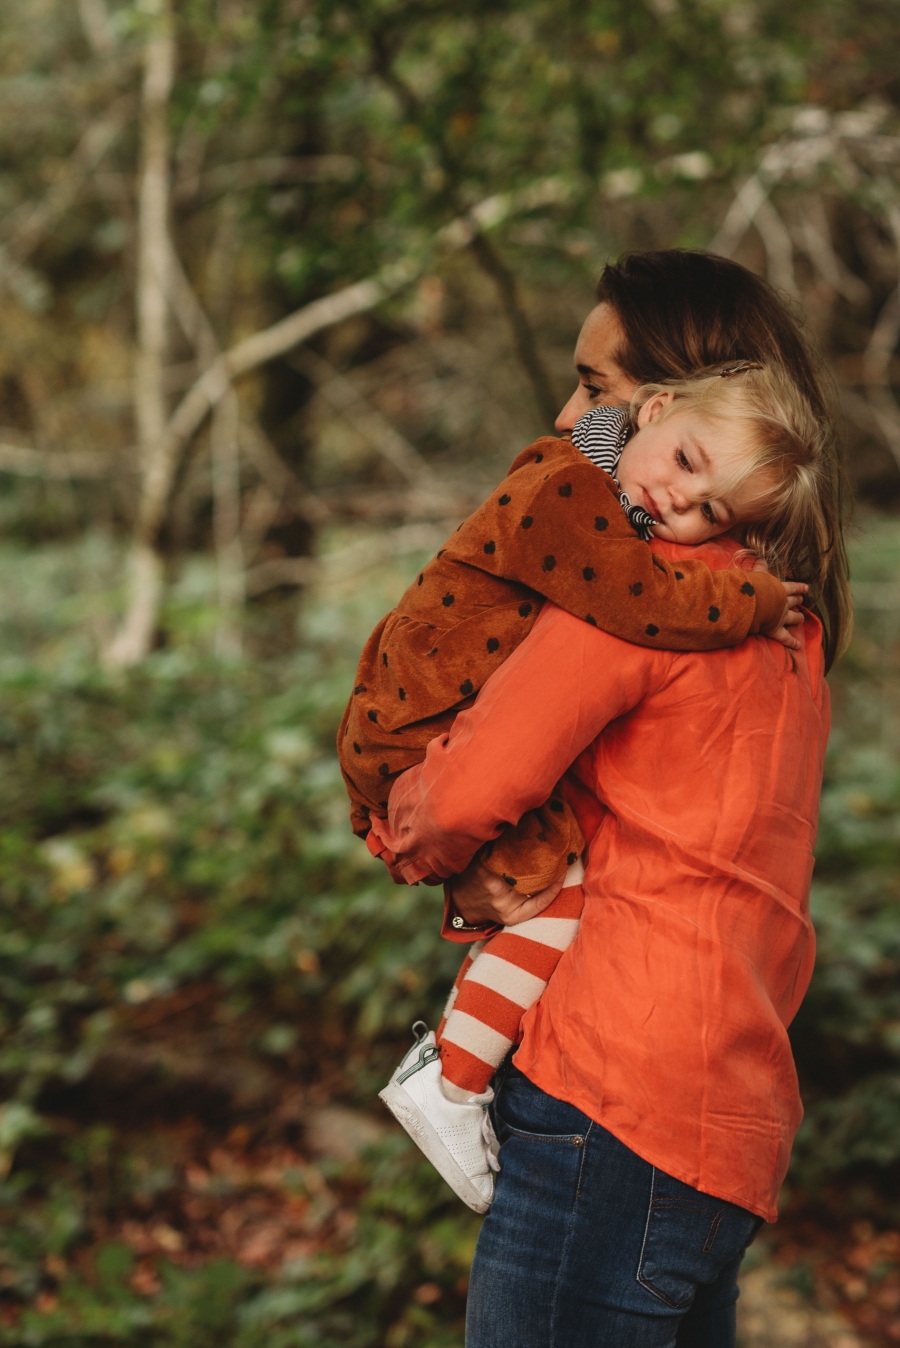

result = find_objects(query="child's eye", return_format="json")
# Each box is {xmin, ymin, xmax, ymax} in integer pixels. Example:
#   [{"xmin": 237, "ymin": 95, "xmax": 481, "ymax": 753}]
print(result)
[
  {"xmin": 702, "ymin": 502, "xmax": 717, "ymax": 524},
  {"xmin": 677, "ymin": 449, "xmax": 692, "ymax": 471}
]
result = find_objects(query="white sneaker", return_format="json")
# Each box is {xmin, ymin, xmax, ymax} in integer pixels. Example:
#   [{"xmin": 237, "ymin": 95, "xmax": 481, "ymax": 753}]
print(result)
[{"xmin": 379, "ymin": 1024, "xmax": 500, "ymax": 1214}]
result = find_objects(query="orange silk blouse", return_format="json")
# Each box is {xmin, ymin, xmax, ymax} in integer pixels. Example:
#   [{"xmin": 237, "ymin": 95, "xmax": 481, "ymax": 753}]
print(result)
[{"xmin": 370, "ymin": 538, "xmax": 830, "ymax": 1221}]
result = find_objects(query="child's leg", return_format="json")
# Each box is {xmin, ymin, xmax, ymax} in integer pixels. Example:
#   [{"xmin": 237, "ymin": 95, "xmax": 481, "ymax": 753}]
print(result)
[{"xmin": 438, "ymin": 861, "xmax": 585, "ymax": 1097}]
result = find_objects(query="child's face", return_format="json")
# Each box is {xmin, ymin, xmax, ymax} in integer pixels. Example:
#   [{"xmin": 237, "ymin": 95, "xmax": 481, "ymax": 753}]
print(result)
[{"xmin": 617, "ymin": 394, "xmax": 771, "ymax": 545}]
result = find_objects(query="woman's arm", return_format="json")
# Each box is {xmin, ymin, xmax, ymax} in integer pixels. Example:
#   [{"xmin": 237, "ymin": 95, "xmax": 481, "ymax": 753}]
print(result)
[{"xmin": 368, "ymin": 603, "xmax": 666, "ymax": 883}]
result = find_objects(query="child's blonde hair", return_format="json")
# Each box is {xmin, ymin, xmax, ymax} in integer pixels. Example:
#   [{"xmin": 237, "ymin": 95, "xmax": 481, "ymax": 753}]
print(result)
[{"xmin": 630, "ymin": 363, "xmax": 853, "ymax": 655}]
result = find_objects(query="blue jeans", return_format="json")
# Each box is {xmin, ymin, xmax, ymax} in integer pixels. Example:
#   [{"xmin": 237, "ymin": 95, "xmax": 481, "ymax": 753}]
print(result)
[{"xmin": 467, "ymin": 1066, "xmax": 762, "ymax": 1348}]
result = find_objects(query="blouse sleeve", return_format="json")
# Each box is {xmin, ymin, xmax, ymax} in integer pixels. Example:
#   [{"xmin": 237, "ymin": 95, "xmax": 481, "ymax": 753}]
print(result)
[{"xmin": 368, "ymin": 603, "xmax": 666, "ymax": 881}]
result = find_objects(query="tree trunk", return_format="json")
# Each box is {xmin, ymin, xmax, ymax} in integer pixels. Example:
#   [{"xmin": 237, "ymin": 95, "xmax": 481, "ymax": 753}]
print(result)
[{"xmin": 105, "ymin": 0, "xmax": 174, "ymax": 668}]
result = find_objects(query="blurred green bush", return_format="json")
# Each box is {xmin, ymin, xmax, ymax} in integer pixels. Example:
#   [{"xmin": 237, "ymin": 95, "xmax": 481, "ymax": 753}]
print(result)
[{"xmin": 0, "ymin": 520, "xmax": 899, "ymax": 1341}]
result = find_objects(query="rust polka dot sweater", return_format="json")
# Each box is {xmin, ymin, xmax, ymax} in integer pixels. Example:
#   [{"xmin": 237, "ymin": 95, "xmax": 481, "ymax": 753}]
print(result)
[{"xmin": 338, "ymin": 431, "xmax": 786, "ymax": 895}]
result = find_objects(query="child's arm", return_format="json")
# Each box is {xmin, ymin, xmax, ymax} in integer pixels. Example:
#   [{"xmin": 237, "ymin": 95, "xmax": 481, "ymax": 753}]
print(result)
[{"xmin": 442, "ymin": 437, "xmax": 791, "ymax": 651}]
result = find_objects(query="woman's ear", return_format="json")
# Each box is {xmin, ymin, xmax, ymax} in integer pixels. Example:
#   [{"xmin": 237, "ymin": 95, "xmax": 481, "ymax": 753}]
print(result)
[{"xmin": 636, "ymin": 390, "xmax": 676, "ymax": 428}]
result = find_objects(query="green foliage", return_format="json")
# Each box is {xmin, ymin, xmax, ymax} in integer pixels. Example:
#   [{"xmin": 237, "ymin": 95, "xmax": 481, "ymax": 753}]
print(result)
[
  {"xmin": 0, "ymin": 538, "xmax": 477, "ymax": 1343},
  {"xmin": 0, "ymin": 520, "xmax": 899, "ymax": 1339},
  {"xmin": 790, "ymin": 518, "xmax": 900, "ymax": 1194}
]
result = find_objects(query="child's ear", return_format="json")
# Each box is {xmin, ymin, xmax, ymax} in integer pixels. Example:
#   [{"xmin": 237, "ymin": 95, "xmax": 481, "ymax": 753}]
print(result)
[{"xmin": 636, "ymin": 390, "xmax": 676, "ymax": 428}]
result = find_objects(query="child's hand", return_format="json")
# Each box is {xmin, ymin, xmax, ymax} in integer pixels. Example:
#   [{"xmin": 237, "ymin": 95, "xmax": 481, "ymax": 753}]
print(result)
[
  {"xmin": 771, "ymin": 580, "xmax": 809, "ymax": 650},
  {"xmin": 749, "ymin": 559, "xmax": 809, "ymax": 649}
]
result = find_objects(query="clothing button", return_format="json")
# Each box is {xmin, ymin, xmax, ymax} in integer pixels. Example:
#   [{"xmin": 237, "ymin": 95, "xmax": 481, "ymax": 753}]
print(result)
[{"xmin": 572, "ymin": 1137, "xmax": 584, "ymax": 1147}]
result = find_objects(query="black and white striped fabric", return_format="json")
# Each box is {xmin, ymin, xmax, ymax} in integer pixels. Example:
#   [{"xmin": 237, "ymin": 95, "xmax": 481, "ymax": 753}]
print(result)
[{"xmin": 571, "ymin": 405, "xmax": 658, "ymax": 541}]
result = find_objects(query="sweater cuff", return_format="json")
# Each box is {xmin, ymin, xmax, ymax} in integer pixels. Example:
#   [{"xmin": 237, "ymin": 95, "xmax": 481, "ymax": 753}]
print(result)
[{"xmin": 748, "ymin": 572, "xmax": 786, "ymax": 635}]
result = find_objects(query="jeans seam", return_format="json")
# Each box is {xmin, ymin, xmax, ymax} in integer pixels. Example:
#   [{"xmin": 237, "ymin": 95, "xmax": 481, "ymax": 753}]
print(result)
[
  {"xmin": 548, "ymin": 1119, "xmax": 593, "ymax": 1347},
  {"xmin": 702, "ymin": 1208, "xmax": 726, "ymax": 1255},
  {"xmin": 502, "ymin": 1124, "xmax": 586, "ymax": 1146},
  {"xmin": 636, "ymin": 1168, "xmax": 694, "ymax": 1311}
]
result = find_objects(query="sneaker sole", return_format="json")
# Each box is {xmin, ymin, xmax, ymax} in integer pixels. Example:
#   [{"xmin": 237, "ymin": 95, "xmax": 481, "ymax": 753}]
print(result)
[{"xmin": 378, "ymin": 1081, "xmax": 493, "ymax": 1214}]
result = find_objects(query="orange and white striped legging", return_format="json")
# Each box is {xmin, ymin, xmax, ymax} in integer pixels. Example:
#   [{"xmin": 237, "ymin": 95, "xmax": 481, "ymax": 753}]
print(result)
[{"xmin": 436, "ymin": 861, "xmax": 585, "ymax": 1096}]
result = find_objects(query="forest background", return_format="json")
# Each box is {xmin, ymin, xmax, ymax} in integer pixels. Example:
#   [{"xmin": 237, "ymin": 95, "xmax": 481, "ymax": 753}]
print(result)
[{"xmin": 2, "ymin": 0, "xmax": 900, "ymax": 1344}]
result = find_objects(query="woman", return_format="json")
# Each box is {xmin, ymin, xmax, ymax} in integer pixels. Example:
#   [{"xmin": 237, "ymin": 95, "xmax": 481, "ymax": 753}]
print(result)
[{"xmin": 374, "ymin": 250, "xmax": 850, "ymax": 1346}]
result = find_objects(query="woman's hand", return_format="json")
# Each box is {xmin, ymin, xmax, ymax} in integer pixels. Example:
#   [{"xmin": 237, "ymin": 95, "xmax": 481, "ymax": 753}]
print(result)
[{"xmin": 450, "ymin": 859, "xmax": 565, "ymax": 927}]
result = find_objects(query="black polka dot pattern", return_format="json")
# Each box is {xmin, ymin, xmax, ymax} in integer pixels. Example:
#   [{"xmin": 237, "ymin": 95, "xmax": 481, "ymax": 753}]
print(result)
[{"xmin": 345, "ymin": 435, "xmax": 770, "ymax": 880}]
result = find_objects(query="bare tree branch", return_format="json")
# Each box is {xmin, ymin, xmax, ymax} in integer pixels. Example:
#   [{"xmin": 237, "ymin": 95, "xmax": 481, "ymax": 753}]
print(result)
[
  {"xmin": 129, "ymin": 175, "xmax": 572, "ymax": 567},
  {"xmin": 244, "ymin": 522, "xmax": 455, "ymax": 597},
  {"xmin": 105, "ymin": 1, "xmax": 174, "ymax": 669},
  {"xmin": 861, "ymin": 191, "xmax": 900, "ymax": 473},
  {"xmin": 78, "ymin": 0, "xmax": 116, "ymax": 55},
  {"xmin": 290, "ymin": 348, "xmax": 436, "ymax": 487},
  {"xmin": 797, "ymin": 197, "xmax": 869, "ymax": 305},
  {"xmin": 174, "ymin": 156, "xmax": 359, "ymax": 205},
  {"xmin": 0, "ymin": 442, "xmax": 112, "ymax": 478},
  {"xmin": 468, "ymin": 231, "xmax": 560, "ymax": 429},
  {"xmin": 709, "ymin": 173, "xmax": 772, "ymax": 257},
  {"xmin": 238, "ymin": 420, "xmax": 330, "ymax": 524},
  {"xmin": 753, "ymin": 198, "xmax": 800, "ymax": 298},
  {"xmin": 210, "ymin": 389, "xmax": 244, "ymax": 657},
  {"xmin": 0, "ymin": 100, "xmax": 132, "ymax": 274}
]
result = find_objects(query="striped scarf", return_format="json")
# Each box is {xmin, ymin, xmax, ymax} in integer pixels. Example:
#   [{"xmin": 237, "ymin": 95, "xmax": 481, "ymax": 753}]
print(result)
[{"xmin": 571, "ymin": 405, "xmax": 657, "ymax": 541}]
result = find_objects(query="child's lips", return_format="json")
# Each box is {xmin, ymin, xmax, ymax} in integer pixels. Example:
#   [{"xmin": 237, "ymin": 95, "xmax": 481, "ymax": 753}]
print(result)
[{"xmin": 642, "ymin": 490, "xmax": 662, "ymax": 522}]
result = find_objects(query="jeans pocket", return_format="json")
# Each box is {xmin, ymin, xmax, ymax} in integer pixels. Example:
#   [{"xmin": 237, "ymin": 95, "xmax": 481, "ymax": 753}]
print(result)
[
  {"xmin": 637, "ymin": 1169, "xmax": 762, "ymax": 1310},
  {"xmin": 496, "ymin": 1067, "xmax": 591, "ymax": 1146}
]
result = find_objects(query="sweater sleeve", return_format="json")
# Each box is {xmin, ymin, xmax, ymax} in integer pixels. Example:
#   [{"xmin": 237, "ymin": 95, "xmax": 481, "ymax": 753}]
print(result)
[
  {"xmin": 443, "ymin": 437, "xmax": 786, "ymax": 650},
  {"xmin": 368, "ymin": 603, "xmax": 664, "ymax": 881}
]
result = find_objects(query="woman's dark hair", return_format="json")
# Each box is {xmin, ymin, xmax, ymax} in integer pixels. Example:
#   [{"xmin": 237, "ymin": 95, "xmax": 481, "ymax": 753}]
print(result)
[{"xmin": 596, "ymin": 249, "xmax": 851, "ymax": 668}]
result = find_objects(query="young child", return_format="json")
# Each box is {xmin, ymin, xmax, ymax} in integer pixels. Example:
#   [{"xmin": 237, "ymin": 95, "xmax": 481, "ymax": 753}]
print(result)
[{"xmin": 339, "ymin": 364, "xmax": 820, "ymax": 1212}]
